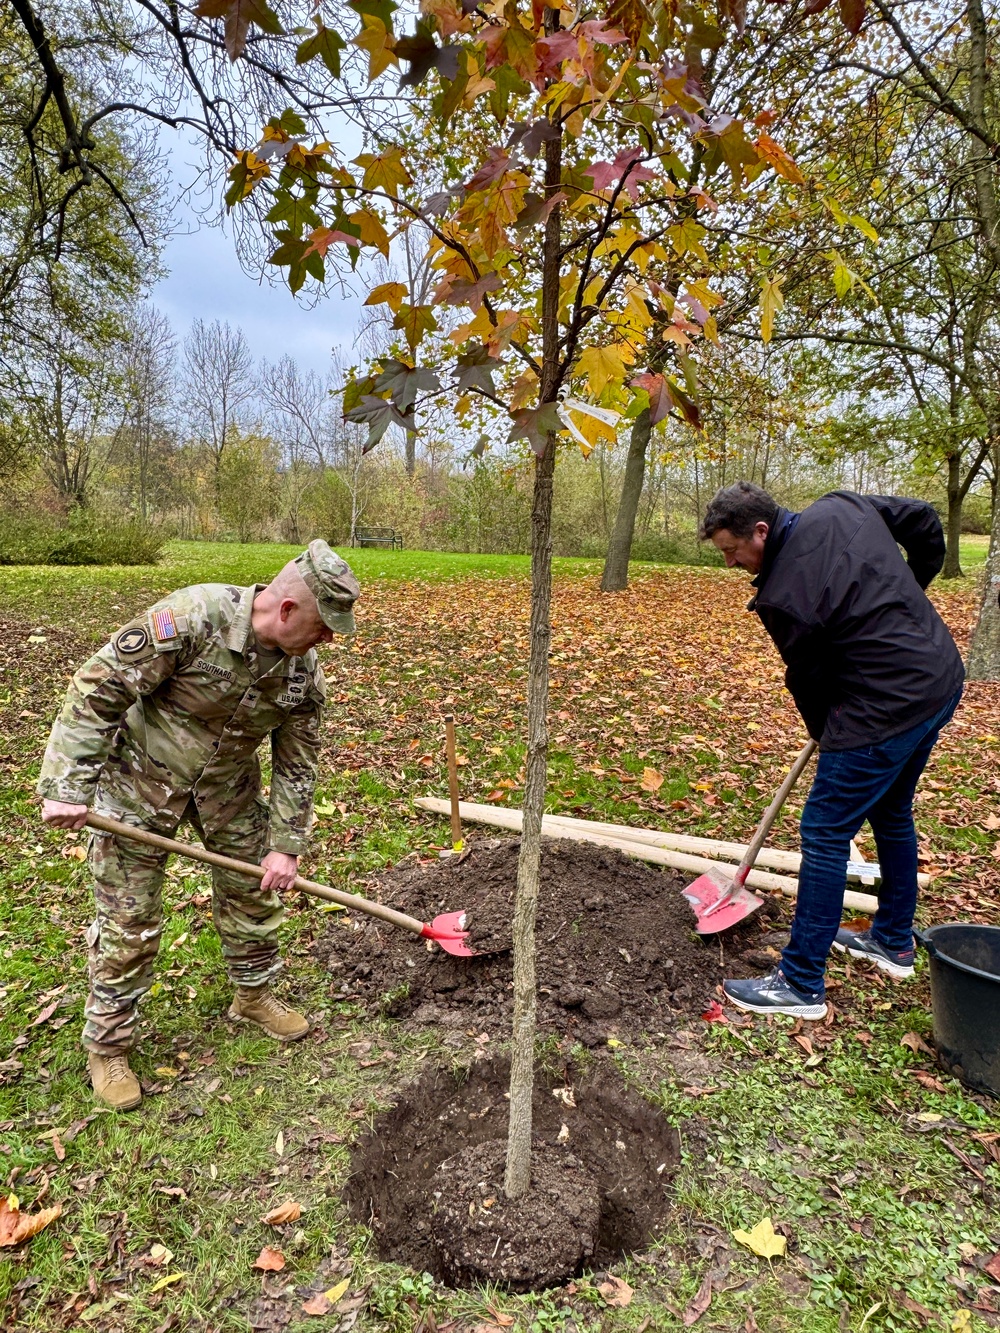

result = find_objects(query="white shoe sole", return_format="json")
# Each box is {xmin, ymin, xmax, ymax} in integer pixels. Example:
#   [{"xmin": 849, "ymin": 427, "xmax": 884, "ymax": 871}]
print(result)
[
  {"xmin": 724, "ymin": 991, "xmax": 828, "ymax": 1020},
  {"xmin": 831, "ymin": 940, "xmax": 915, "ymax": 980}
]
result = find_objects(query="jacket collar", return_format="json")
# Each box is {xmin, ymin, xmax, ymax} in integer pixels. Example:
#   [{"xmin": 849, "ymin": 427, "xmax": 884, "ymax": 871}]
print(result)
[
  {"xmin": 224, "ymin": 585, "xmax": 306, "ymax": 680},
  {"xmin": 749, "ymin": 507, "xmax": 799, "ymax": 606},
  {"xmin": 223, "ymin": 585, "xmax": 262, "ymax": 655}
]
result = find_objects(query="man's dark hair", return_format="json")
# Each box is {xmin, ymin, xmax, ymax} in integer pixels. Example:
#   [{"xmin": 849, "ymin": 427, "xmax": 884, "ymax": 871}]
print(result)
[{"xmin": 699, "ymin": 481, "xmax": 779, "ymax": 540}]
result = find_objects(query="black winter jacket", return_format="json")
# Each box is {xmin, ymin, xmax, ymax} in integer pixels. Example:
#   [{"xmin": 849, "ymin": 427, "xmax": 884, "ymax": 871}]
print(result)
[{"xmin": 751, "ymin": 491, "xmax": 964, "ymax": 751}]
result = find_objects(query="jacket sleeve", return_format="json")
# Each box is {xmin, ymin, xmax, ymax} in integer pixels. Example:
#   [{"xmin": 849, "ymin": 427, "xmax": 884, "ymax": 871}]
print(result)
[
  {"xmin": 36, "ymin": 621, "xmax": 184, "ymax": 806},
  {"xmin": 759, "ymin": 607, "xmax": 832, "ymax": 742},
  {"xmin": 866, "ymin": 495, "xmax": 945, "ymax": 589},
  {"xmin": 267, "ymin": 670, "xmax": 325, "ymax": 855}
]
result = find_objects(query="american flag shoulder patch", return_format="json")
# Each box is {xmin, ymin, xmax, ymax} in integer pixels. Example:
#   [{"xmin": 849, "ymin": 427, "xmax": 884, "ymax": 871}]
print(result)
[{"xmin": 150, "ymin": 607, "xmax": 179, "ymax": 641}]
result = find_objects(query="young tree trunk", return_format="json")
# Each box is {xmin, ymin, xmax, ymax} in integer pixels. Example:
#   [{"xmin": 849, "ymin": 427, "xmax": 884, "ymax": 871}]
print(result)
[
  {"xmin": 943, "ymin": 451, "xmax": 964, "ymax": 579},
  {"xmin": 966, "ymin": 502, "xmax": 1000, "ymax": 679},
  {"xmin": 600, "ymin": 407, "xmax": 652, "ymax": 592},
  {"xmin": 504, "ymin": 436, "xmax": 554, "ymax": 1199},
  {"xmin": 405, "ymin": 430, "xmax": 416, "ymax": 477},
  {"xmin": 504, "ymin": 23, "xmax": 561, "ymax": 1199}
]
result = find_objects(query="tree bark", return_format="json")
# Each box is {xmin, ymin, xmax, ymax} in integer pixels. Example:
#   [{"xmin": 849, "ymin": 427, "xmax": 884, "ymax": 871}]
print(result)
[
  {"xmin": 943, "ymin": 451, "xmax": 964, "ymax": 579},
  {"xmin": 405, "ymin": 429, "xmax": 416, "ymax": 477},
  {"xmin": 600, "ymin": 407, "xmax": 652, "ymax": 592},
  {"xmin": 966, "ymin": 514, "xmax": 1000, "ymax": 679},
  {"xmin": 504, "ymin": 13, "xmax": 561, "ymax": 1200}
]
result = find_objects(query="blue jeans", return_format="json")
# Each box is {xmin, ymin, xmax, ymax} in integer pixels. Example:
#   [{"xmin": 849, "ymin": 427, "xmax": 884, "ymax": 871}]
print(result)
[{"xmin": 781, "ymin": 689, "xmax": 963, "ymax": 996}]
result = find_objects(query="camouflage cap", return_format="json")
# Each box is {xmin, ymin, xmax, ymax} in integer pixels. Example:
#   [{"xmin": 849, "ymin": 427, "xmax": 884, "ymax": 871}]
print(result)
[{"xmin": 295, "ymin": 540, "xmax": 360, "ymax": 634}]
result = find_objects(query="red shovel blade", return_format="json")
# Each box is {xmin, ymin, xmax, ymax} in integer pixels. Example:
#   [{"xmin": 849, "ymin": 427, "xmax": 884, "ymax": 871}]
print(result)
[
  {"xmin": 421, "ymin": 910, "xmax": 478, "ymax": 957},
  {"xmin": 683, "ymin": 867, "xmax": 764, "ymax": 935}
]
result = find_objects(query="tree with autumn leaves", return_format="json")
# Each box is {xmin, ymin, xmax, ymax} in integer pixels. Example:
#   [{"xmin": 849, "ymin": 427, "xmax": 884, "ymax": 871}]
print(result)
[
  {"xmin": 207, "ymin": 0, "xmax": 869, "ymax": 1199},
  {"xmin": 4, "ymin": 0, "xmax": 868, "ymax": 1201}
]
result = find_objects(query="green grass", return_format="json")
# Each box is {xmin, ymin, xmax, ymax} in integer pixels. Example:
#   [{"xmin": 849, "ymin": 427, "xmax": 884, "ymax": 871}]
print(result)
[
  {"xmin": 959, "ymin": 534, "xmax": 989, "ymax": 568},
  {"xmin": 0, "ymin": 541, "xmax": 606, "ymax": 645},
  {"xmin": 1, "ymin": 549, "xmax": 997, "ymax": 1333}
]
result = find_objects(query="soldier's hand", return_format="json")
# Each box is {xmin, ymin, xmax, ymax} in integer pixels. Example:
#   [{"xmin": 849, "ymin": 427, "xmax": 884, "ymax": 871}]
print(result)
[
  {"xmin": 260, "ymin": 851, "xmax": 299, "ymax": 892},
  {"xmin": 42, "ymin": 799, "xmax": 89, "ymax": 830}
]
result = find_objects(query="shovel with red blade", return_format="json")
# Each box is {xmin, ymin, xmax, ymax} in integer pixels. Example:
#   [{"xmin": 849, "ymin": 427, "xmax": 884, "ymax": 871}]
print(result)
[
  {"xmin": 684, "ymin": 739, "xmax": 818, "ymax": 935},
  {"xmin": 85, "ymin": 813, "xmax": 477, "ymax": 956}
]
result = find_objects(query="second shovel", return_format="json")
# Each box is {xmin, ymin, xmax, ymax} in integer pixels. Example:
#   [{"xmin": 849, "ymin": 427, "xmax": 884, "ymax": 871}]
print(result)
[{"xmin": 684, "ymin": 739, "xmax": 818, "ymax": 935}]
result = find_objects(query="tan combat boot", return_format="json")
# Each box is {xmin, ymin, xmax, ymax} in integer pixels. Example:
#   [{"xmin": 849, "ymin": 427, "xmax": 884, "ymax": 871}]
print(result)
[
  {"xmin": 88, "ymin": 1052, "xmax": 142, "ymax": 1111},
  {"xmin": 228, "ymin": 986, "xmax": 310, "ymax": 1042}
]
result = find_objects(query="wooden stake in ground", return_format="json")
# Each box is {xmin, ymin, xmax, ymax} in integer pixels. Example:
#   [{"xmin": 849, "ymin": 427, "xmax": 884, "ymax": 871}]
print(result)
[{"xmin": 444, "ymin": 715, "xmax": 463, "ymax": 852}]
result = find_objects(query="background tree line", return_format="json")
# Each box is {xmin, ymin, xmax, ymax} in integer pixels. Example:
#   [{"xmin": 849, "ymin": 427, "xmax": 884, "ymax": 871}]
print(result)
[
  {"xmin": 1, "ymin": 0, "xmax": 997, "ymax": 580},
  {"xmin": 2, "ymin": 296, "xmax": 990, "ymax": 562}
]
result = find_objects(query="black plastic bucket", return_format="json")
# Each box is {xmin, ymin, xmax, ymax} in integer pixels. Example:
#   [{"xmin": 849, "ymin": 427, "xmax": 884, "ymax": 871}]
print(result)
[{"xmin": 916, "ymin": 923, "xmax": 1000, "ymax": 1099}]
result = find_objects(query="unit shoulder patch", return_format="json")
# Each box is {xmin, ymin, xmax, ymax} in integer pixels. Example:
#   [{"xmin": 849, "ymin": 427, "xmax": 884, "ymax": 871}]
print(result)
[{"xmin": 115, "ymin": 626, "xmax": 149, "ymax": 656}]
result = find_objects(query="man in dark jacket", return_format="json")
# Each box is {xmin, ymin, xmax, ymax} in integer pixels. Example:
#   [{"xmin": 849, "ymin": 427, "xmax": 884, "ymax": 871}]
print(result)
[{"xmin": 701, "ymin": 481, "xmax": 964, "ymax": 1018}]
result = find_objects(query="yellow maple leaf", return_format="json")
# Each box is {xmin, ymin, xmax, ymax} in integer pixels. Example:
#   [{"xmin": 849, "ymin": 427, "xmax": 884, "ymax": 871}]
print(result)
[
  {"xmin": 324, "ymin": 1277, "xmax": 351, "ymax": 1305},
  {"xmin": 353, "ymin": 146, "xmax": 412, "ymax": 197},
  {"xmin": 349, "ymin": 209, "xmax": 391, "ymax": 257},
  {"xmin": 759, "ymin": 276, "xmax": 785, "ymax": 344},
  {"xmin": 732, "ymin": 1216, "xmax": 787, "ymax": 1259},
  {"xmin": 352, "ymin": 15, "xmax": 397, "ymax": 81},
  {"xmin": 577, "ymin": 344, "xmax": 627, "ymax": 397},
  {"xmin": 364, "ymin": 282, "xmax": 409, "ymax": 313}
]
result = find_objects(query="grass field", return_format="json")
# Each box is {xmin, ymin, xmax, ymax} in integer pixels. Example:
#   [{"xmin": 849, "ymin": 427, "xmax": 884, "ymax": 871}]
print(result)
[
  {"xmin": 959, "ymin": 534, "xmax": 990, "ymax": 569},
  {"xmin": 1, "ymin": 545, "xmax": 998, "ymax": 1332}
]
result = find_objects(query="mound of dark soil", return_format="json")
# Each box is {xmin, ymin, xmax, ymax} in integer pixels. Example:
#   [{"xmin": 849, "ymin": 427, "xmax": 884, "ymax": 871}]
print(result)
[
  {"xmin": 430, "ymin": 1138, "xmax": 600, "ymax": 1288},
  {"xmin": 344, "ymin": 1055, "xmax": 681, "ymax": 1291},
  {"xmin": 318, "ymin": 836, "xmax": 777, "ymax": 1045}
]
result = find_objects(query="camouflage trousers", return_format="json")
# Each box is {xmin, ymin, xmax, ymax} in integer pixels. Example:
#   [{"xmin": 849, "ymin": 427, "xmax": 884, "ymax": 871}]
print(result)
[{"xmin": 83, "ymin": 793, "xmax": 284, "ymax": 1055}]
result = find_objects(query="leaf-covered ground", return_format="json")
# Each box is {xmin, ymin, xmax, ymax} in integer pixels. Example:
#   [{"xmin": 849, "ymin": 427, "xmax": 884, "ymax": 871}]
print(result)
[{"xmin": 0, "ymin": 545, "xmax": 998, "ymax": 1333}]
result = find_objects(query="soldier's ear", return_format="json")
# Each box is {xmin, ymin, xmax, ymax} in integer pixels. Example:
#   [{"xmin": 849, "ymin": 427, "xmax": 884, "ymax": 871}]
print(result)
[{"xmin": 277, "ymin": 597, "xmax": 299, "ymax": 623}]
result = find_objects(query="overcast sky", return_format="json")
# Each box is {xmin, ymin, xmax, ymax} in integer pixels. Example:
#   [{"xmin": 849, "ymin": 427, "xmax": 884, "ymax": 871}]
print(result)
[{"xmin": 152, "ymin": 136, "xmax": 365, "ymax": 378}]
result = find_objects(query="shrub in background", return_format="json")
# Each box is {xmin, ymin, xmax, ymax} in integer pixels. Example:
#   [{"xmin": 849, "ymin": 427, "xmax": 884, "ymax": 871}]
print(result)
[{"xmin": 0, "ymin": 509, "xmax": 166, "ymax": 565}]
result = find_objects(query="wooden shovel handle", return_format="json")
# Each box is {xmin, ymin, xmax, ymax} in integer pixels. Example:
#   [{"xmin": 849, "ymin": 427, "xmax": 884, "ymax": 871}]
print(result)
[
  {"xmin": 84, "ymin": 812, "xmax": 427, "ymax": 937},
  {"xmin": 734, "ymin": 738, "xmax": 817, "ymax": 887}
]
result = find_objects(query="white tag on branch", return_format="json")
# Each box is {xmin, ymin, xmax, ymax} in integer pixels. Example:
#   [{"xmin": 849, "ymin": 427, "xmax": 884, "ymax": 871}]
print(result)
[{"xmin": 557, "ymin": 399, "xmax": 621, "ymax": 455}]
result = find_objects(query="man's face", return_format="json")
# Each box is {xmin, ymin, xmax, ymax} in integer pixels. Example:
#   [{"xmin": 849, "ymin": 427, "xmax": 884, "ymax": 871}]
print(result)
[
  {"xmin": 711, "ymin": 522, "xmax": 769, "ymax": 575},
  {"xmin": 274, "ymin": 596, "xmax": 335, "ymax": 655}
]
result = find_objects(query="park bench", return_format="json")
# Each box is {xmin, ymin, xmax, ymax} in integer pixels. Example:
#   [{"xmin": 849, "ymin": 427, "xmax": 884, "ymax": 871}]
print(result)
[{"xmin": 353, "ymin": 525, "xmax": 404, "ymax": 549}]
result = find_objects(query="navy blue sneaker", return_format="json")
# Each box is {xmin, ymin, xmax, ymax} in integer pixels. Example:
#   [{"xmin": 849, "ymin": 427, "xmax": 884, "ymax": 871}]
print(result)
[
  {"xmin": 723, "ymin": 968, "xmax": 827, "ymax": 1019},
  {"xmin": 832, "ymin": 927, "xmax": 915, "ymax": 979}
]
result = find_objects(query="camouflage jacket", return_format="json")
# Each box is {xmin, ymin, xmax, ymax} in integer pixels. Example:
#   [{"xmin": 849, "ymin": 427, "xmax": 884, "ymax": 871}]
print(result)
[{"xmin": 37, "ymin": 584, "xmax": 327, "ymax": 855}]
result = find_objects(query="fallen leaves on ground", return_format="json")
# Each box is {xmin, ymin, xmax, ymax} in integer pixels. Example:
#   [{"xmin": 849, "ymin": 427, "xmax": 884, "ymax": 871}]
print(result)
[
  {"xmin": 681, "ymin": 1272, "xmax": 712, "ymax": 1325},
  {"xmin": 901, "ymin": 1031, "xmax": 935, "ymax": 1057},
  {"xmin": 148, "ymin": 1272, "xmax": 187, "ymax": 1293},
  {"xmin": 985, "ymin": 1252, "xmax": 1000, "ymax": 1282},
  {"xmin": 302, "ymin": 1276, "xmax": 352, "ymax": 1315},
  {"xmin": 597, "ymin": 1275, "xmax": 633, "ymax": 1307},
  {"xmin": 0, "ymin": 1195, "xmax": 62, "ymax": 1247},
  {"xmin": 732, "ymin": 1216, "xmax": 787, "ymax": 1259},
  {"xmin": 912, "ymin": 1070, "xmax": 948, "ymax": 1092},
  {"xmin": 262, "ymin": 1199, "xmax": 301, "ymax": 1225},
  {"xmin": 701, "ymin": 1001, "xmax": 726, "ymax": 1023},
  {"xmin": 253, "ymin": 1246, "xmax": 286, "ymax": 1271}
]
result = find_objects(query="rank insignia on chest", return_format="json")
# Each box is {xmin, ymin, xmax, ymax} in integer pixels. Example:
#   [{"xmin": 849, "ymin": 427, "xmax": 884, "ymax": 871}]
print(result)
[{"xmin": 151, "ymin": 607, "xmax": 185, "ymax": 642}]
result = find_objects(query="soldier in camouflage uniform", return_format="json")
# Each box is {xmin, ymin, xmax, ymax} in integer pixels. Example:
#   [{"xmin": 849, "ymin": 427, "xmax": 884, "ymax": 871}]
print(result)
[{"xmin": 38, "ymin": 541, "xmax": 360, "ymax": 1110}]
